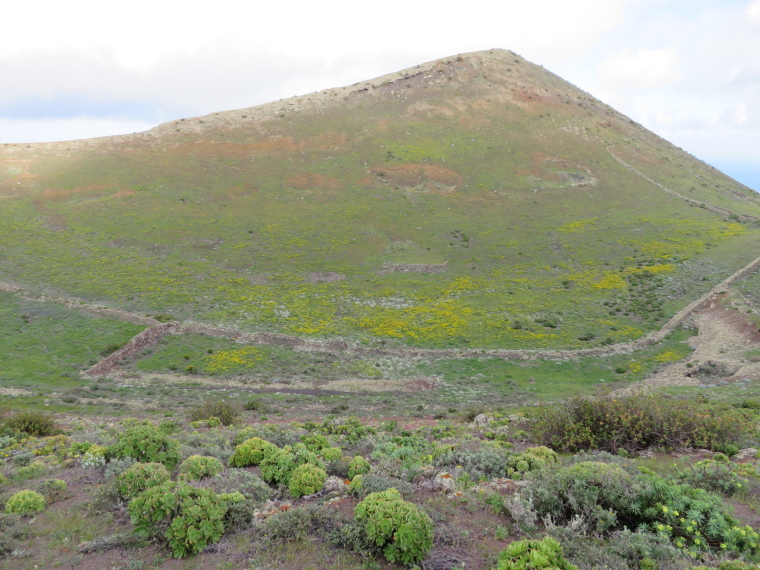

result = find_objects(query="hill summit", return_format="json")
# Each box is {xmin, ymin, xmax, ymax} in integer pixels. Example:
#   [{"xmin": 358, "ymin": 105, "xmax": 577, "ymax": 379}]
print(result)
[{"xmin": 1, "ymin": 49, "xmax": 759, "ymax": 349}]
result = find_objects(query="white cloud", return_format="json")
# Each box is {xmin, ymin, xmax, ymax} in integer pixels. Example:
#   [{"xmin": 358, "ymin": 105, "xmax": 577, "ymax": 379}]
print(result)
[
  {"xmin": 731, "ymin": 102, "xmax": 749, "ymax": 125},
  {"xmin": 0, "ymin": 117, "xmax": 155, "ymax": 144},
  {"xmin": 748, "ymin": 0, "xmax": 760, "ymax": 19},
  {"xmin": 598, "ymin": 48, "xmax": 680, "ymax": 88}
]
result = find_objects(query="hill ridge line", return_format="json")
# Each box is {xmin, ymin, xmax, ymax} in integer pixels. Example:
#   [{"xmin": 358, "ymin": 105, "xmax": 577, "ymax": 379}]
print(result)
[{"xmin": 3, "ymin": 250, "xmax": 760, "ymax": 377}]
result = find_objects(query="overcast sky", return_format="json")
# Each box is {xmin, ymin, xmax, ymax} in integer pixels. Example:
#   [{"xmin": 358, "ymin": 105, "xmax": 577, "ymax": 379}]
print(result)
[{"xmin": 1, "ymin": 0, "xmax": 758, "ymax": 191}]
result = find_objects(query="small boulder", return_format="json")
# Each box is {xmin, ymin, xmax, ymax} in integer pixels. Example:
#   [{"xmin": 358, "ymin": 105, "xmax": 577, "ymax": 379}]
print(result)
[{"xmin": 434, "ymin": 471, "xmax": 457, "ymax": 492}]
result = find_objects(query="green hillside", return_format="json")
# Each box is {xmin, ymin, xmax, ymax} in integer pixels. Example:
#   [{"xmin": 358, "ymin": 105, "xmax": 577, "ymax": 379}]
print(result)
[{"xmin": 1, "ymin": 49, "xmax": 759, "ymax": 350}]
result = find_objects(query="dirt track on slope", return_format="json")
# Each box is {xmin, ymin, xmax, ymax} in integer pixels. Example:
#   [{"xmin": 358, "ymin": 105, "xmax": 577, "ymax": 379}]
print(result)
[{"xmin": 3, "ymin": 252, "xmax": 760, "ymax": 377}]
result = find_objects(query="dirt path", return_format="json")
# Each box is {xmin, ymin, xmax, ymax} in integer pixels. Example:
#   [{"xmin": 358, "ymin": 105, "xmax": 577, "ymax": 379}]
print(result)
[
  {"xmin": 3, "ymin": 252, "xmax": 760, "ymax": 375},
  {"xmin": 610, "ymin": 153, "xmax": 759, "ymax": 222},
  {"xmin": 616, "ymin": 293, "xmax": 760, "ymax": 395}
]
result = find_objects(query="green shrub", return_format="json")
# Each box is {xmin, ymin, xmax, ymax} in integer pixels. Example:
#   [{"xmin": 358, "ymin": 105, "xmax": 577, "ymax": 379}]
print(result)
[
  {"xmin": 264, "ymin": 504, "xmax": 340, "ymax": 542},
  {"xmin": 218, "ymin": 491, "xmax": 253, "ymax": 530},
  {"xmin": 4, "ymin": 411, "xmax": 60, "ymax": 437},
  {"xmin": 15, "ymin": 460, "xmax": 47, "ymax": 479},
  {"xmin": 506, "ymin": 446, "xmax": 558, "ymax": 479},
  {"xmin": 229, "ymin": 437, "xmax": 277, "ymax": 468},
  {"xmin": 531, "ymin": 396, "xmax": 752, "ymax": 454},
  {"xmin": 348, "ymin": 474, "xmax": 415, "ymax": 500},
  {"xmin": 433, "ymin": 445, "xmax": 511, "ymax": 479},
  {"xmin": 5, "ymin": 490, "xmax": 46, "ymax": 516},
  {"xmin": 37, "ymin": 479, "xmax": 68, "ymax": 503},
  {"xmin": 188, "ymin": 400, "xmax": 238, "ymax": 426},
  {"xmin": 203, "ymin": 469, "xmax": 273, "ymax": 504},
  {"xmin": 496, "ymin": 536, "xmax": 578, "ymax": 570},
  {"xmin": 675, "ymin": 459, "xmax": 748, "ymax": 496},
  {"xmin": 318, "ymin": 417, "xmax": 374, "ymax": 444},
  {"xmin": 178, "ymin": 455, "xmax": 223, "ymax": 481},
  {"xmin": 319, "ymin": 446, "xmax": 343, "ymax": 463},
  {"xmin": 522, "ymin": 461, "xmax": 760, "ymax": 557},
  {"xmin": 117, "ymin": 462, "xmax": 171, "ymax": 499},
  {"xmin": 259, "ymin": 443, "xmax": 324, "ymax": 486},
  {"xmin": 354, "ymin": 488, "xmax": 433, "ymax": 566},
  {"xmin": 107, "ymin": 424, "xmax": 181, "ymax": 468},
  {"xmin": 288, "ymin": 464, "xmax": 327, "ymax": 498},
  {"xmin": 300, "ymin": 433, "xmax": 329, "ymax": 452},
  {"xmin": 127, "ymin": 481, "xmax": 227, "ymax": 558},
  {"xmin": 347, "ymin": 456, "xmax": 371, "ymax": 479}
]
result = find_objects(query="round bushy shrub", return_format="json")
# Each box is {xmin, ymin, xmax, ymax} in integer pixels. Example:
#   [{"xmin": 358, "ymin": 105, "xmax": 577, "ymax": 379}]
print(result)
[
  {"xmin": 117, "ymin": 462, "xmax": 171, "ymax": 499},
  {"xmin": 348, "ymin": 456, "xmax": 371, "ymax": 479},
  {"xmin": 178, "ymin": 455, "xmax": 224, "ymax": 481},
  {"xmin": 319, "ymin": 447, "xmax": 343, "ymax": 463},
  {"xmin": 354, "ymin": 488, "xmax": 433, "ymax": 565},
  {"xmin": 4, "ymin": 411, "xmax": 60, "ymax": 437},
  {"xmin": 204, "ymin": 469, "xmax": 273, "ymax": 504},
  {"xmin": 107, "ymin": 424, "xmax": 181, "ymax": 469},
  {"xmin": 128, "ymin": 481, "xmax": 227, "ymax": 558},
  {"xmin": 229, "ymin": 437, "xmax": 277, "ymax": 468},
  {"xmin": 300, "ymin": 434, "xmax": 329, "ymax": 452},
  {"xmin": 260, "ymin": 443, "xmax": 324, "ymax": 486},
  {"xmin": 5, "ymin": 490, "xmax": 46, "ymax": 516},
  {"xmin": 188, "ymin": 400, "xmax": 238, "ymax": 426},
  {"xmin": 289, "ymin": 464, "xmax": 327, "ymax": 498},
  {"xmin": 506, "ymin": 446, "xmax": 558, "ymax": 479},
  {"xmin": 496, "ymin": 536, "xmax": 578, "ymax": 570}
]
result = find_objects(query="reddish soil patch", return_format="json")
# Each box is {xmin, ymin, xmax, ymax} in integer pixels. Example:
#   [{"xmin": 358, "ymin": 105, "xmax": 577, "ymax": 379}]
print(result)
[
  {"xmin": 405, "ymin": 378, "xmax": 437, "ymax": 391},
  {"xmin": 286, "ymin": 173, "xmax": 343, "ymax": 192}
]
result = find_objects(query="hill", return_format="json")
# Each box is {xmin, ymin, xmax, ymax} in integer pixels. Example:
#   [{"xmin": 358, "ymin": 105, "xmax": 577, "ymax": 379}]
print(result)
[{"xmin": 1, "ymin": 48, "xmax": 759, "ymax": 352}]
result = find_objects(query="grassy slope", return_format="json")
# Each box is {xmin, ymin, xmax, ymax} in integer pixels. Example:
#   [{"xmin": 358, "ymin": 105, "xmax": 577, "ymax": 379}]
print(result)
[{"xmin": 1, "ymin": 49, "xmax": 759, "ymax": 352}]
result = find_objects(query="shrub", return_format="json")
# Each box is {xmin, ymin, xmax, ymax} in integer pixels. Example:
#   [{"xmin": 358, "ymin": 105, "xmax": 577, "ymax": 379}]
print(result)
[
  {"xmin": 433, "ymin": 445, "xmax": 510, "ymax": 479},
  {"xmin": 260, "ymin": 444, "xmax": 324, "ymax": 486},
  {"xmin": 117, "ymin": 462, "xmax": 171, "ymax": 499},
  {"xmin": 522, "ymin": 461, "xmax": 760, "ymax": 557},
  {"xmin": 5, "ymin": 490, "xmax": 46, "ymax": 516},
  {"xmin": 531, "ymin": 395, "xmax": 751, "ymax": 454},
  {"xmin": 347, "ymin": 456, "xmax": 371, "ymax": 479},
  {"xmin": 4, "ymin": 411, "xmax": 60, "ymax": 437},
  {"xmin": 107, "ymin": 424, "xmax": 181, "ymax": 468},
  {"xmin": 348, "ymin": 474, "xmax": 415, "ymax": 500},
  {"xmin": 264, "ymin": 504, "xmax": 340, "ymax": 542},
  {"xmin": 675, "ymin": 459, "xmax": 748, "ymax": 496},
  {"xmin": 188, "ymin": 400, "xmax": 238, "ymax": 426},
  {"xmin": 229, "ymin": 437, "xmax": 277, "ymax": 468},
  {"xmin": 37, "ymin": 479, "xmax": 68, "ymax": 503},
  {"xmin": 354, "ymin": 488, "xmax": 433, "ymax": 565},
  {"xmin": 496, "ymin": 536, "xmax": 578, "ymax": 570},
  {"xmin": 300, "ymin": 434, "xmax": 329, "ymax": 452},
  {"xmin": 506, "ymin": 446, "xmax": 558, "ymax": 479},
  {"xmin": 104, "ymin": 457, "xmax": 136, "ymax": 480},
  {"xmin": 319, "ymin": 446, "xmax": 343, "ymax": 463},
  {"xmin": 318, "ymin": 417, "xmax": 375, "ymax": 444},
  {"xmin": 178, "ymin": 455, "xmax": 223, "ymax": 481},
  {"xmin": 202, "ymin": 469, "xmax": 272, "ymax": 504},
  {"xmin": 128, "ymin": 481, "xmax": 227, "ymax": 558},
  {"xmin": 16, "ymin": 460, "xmax": 47, "ymax": 479},
  {"xmin": 81, "ymin": 444, "xmax": 108, "ymax": 468},
  {"xmin": 288, "ymin": 464, "xmax": 327, "ymax": 498}
]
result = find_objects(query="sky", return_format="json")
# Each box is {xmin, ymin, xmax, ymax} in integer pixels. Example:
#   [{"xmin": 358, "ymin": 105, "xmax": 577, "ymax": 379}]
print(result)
[{"xmin": 1, "ymin": 0, "xmax": 758, "ymax": 191}]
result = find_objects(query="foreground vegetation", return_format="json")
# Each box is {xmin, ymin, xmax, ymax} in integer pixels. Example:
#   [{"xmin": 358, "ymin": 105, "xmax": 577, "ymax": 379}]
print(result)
[{"xmin": 2, "ymin": 395, "xmax": 760, "ymax": 569}]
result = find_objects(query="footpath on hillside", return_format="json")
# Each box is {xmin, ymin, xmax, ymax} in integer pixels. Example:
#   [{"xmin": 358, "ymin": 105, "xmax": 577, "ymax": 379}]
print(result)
[{"xmin": 1, "ymin": 251, "xmax": 760, "ymax": 378}]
